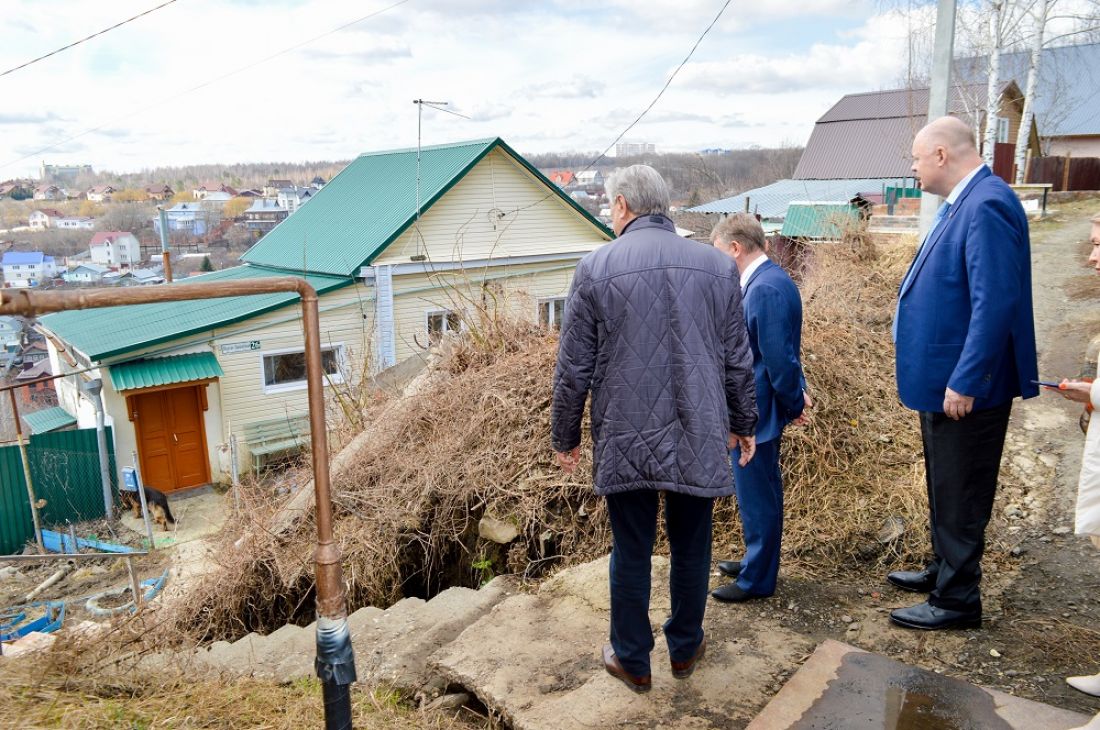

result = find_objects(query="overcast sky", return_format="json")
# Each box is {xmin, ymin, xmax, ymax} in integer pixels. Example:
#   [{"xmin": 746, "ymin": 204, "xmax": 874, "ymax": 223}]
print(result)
[{"xmin": 0, "ymin": 0, "xmax": 931, "ymax": 177}]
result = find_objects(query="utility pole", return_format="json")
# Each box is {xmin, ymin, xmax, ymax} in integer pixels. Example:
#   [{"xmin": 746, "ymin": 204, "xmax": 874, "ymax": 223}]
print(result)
[
  {"xmin": 157, "ymin": 206, "xmax": 173, "ymax": 282},
  {"xmin": 921, "ymin": 0, "xmax": 958, "ymax": 237}
]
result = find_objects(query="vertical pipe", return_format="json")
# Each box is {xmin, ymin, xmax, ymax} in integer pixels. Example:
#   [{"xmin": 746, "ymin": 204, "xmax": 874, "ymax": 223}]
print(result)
[
  {"xmin": 83, "ymin": 379, "xmax": 113, "ymax": 521},
  {"xmin": 157, "ymin": 207, "xmax": 173, "ymax": 283},
  {"xmin": 8, "ymin": 389, "xmax": 44, "ymax": 553},
  {"xmin": 920, "ymin": 0, "xmax": 957, "ymax": 237},
  {"xmin": 301, "ymin": 292, "xmax": 356, "ymax": 729},
  {"xmin": 131, "ymin": 450, "xmax": 156, "ymax": 549}
]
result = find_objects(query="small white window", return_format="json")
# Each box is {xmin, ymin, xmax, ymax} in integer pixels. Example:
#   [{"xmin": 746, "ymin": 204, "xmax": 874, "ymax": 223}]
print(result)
[
  {"xmin": 995, "ymin": 117, "xmax": 1010, "ymax": 144},
  {"xmin": 426, "ymin": 309, "xmax": 461, "ymax": 344},
  {"xmin": 262, "ymin": 345, "xmax": 343, "ymax": 392},
  {"xmin": 538, "ymin": 297, "xmax": 566, "ymax": 330}
]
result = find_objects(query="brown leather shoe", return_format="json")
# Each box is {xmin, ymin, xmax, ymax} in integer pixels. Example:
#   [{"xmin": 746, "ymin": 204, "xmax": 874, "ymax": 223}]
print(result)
[
  {"xmin": 670, "ymin": 636, "xmax": 706, "ymax": 679},
  {"xmin": 602, "ymin": 644, "xmax": 651, "ymax": 693}
]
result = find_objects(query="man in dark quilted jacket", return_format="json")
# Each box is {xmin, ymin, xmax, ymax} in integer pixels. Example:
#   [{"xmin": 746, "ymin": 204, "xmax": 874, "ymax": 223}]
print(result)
[{"xmin": 552, "ymin": 164, "xmax": 757, "ymax": 693}]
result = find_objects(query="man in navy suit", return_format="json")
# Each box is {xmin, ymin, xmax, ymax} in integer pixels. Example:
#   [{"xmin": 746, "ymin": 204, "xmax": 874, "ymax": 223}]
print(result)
[
  {"xmin": 709, "ymin": 213, "xmax": 810, "ymax": 603},
  {"xmin": 890, "ymin": 116, "xmax": 1038, "ymax": 630}
]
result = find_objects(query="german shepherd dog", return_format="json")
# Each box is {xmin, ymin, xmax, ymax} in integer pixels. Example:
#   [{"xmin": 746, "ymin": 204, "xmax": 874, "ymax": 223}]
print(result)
[{"xmin": 120, "ymin": 486, "xmax": 176, "ymax": 531}]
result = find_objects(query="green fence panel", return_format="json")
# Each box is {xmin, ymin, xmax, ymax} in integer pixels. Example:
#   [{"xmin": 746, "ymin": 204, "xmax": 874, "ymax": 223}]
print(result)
[
  {"xmin": 0, "ymin": 443, "xmax": 35, "ymax": 555},
  {"xmin": 0, "ymin": 427, "xmax": 116, "ymax": 555}
]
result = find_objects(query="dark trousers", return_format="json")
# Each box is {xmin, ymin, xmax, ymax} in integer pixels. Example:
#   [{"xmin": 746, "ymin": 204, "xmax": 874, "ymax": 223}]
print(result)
[
  {"xmin": 606, "ymin": 489, "xmax": 714, "ymax": 677},
  {"xmin": 919, "ymin": 403, "xmax": 1012, "ymax": 611},
  {"xmin": 731, "ymin": 437, "xmax": 784, "ymax": 596}
]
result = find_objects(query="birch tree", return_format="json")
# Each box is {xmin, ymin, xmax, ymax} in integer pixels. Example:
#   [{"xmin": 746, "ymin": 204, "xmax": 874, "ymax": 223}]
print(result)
[{"xmin": 1013, "ymin": 0, "xmax": 1051, "ymax": 182}]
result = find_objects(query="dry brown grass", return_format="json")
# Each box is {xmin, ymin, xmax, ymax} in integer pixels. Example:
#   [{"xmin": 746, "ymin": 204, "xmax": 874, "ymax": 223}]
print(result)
[{"xmin": 167, "ymin": 236, "xmax": 930, "ymax": 640}]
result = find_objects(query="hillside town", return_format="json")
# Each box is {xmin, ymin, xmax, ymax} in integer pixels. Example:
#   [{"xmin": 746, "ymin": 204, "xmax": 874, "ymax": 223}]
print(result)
[{"xmin": 2, "ymin": 2, "xmax": 1100, "ymax": 729}]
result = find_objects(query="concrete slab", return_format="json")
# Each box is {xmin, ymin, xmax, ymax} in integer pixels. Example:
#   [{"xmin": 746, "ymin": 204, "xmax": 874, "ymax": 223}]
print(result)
[
  {"xmin": 119, "ymin": 487, "xmax": 227, "ymax": 549},
  {"xmin": 748, "ymin": 640, "xmax": 1090, "ymax": 730},
  {"xmin": 432, "ymin": 557, "xmax": 814, "ymax": 730}
]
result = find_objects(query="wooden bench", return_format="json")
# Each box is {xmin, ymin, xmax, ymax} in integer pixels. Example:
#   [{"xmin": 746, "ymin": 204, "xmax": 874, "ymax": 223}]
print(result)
[{"xmin": 240, "ymin": 415, "xmax": 310, "ymax": 472}]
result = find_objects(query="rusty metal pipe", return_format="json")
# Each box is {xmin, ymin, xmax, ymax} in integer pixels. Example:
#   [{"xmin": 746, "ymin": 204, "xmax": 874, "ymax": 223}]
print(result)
[{"xmin": 0, "ymin": 278, "xmax": 356, "ymax": 722}]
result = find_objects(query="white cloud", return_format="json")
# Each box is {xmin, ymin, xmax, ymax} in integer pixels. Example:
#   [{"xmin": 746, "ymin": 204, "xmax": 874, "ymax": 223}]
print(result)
[{"xmin": 0, "ymin": 1, "xmax": 924, "ymax": 175}]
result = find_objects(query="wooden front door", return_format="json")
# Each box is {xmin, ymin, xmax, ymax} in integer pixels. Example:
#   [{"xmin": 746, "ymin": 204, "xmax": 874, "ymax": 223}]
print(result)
[{"xmin": 133, "ymin": 385, "xmax": 210, "ymax": 492}]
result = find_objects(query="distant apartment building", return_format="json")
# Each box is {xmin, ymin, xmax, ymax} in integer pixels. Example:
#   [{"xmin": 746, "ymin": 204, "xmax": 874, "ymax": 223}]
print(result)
[
  {"xmin": 2, "ymin": 251, "xmax": 58, "ymax": 288},
  {"xmin": 40, "ymin": 161, "xmax": 93, "ymax": 183},
  {"xmin": 615, "ymin": 141, "xmax": 656, "ymax": 157}
]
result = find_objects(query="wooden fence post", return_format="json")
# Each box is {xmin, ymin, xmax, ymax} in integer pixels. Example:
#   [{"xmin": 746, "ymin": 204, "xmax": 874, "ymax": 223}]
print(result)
[{"xmin": 1062, "ymin": 152, "xmax": 1072, "ymax": 192}]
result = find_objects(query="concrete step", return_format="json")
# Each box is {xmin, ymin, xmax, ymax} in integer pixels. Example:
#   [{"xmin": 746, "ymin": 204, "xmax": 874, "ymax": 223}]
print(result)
[{"xmin": 182, "ymin": 577, "xmax": 515, "ymax": 690}]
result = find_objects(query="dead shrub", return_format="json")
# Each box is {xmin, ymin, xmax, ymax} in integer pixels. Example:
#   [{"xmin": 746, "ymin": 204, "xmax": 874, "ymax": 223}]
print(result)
[{"xmin": 169, "ymin": 239, "xmax": 931, "ymax": 640}]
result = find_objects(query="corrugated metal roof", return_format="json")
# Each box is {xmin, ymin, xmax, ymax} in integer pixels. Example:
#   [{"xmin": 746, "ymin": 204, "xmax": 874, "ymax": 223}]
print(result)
[
  {"xmin": 688, "ymin": 178, "xmax": 908, "ymax": 218},
  {"xmin": 241, "ymin": 137, "xmax": 611, "ymax": 277},
  {"xmin": 956, "ymin": 42, "xmax": 1100, "ymax": 137},
  {"xmin": 39, "ymin": 265, "xmax": 352, "ymax": 361},
  {"xmin": 109, "ymin": 351, "xmax": 223, "ymax": 391},
  {"xmin": 793, "ymin": 83, "xmax": 1008, "ymax": 179},
  {"xmin": 781, "ymin": 203, "xmax": 860, "ymax": 240},
  {"xmin": 21, "ymin": 406, "xmax": 77, "ymax": 435}
]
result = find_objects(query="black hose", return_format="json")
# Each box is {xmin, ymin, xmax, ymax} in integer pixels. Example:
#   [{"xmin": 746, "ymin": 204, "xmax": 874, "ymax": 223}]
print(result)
[{"xmin": 315, "ymin": 616, "xmax": 357, "ymax": 730}]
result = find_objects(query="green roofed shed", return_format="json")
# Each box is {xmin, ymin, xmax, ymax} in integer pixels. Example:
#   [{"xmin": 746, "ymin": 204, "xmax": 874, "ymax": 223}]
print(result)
[
  {"xmin": 22, "ymin": 406, "xmax": 77, "ymax": 435},
  {"xmin": 38, "ymin": 265, "xmax": 351, "ymax": 361},
  {"xmin": 240, "ymin": 137, "xmax": 610, "ymax": 276},
  {"xmin": 781, "ymin": 203, "xmax": 861, "ymax": 240},
  {"xmin": 109, "ymin": 351, "xmax": 224, "ymax": 392}
]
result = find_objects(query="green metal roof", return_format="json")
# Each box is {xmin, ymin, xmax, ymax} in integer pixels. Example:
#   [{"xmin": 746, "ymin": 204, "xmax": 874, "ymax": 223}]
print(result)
[
  {"xmin": 22, "ymin": 406, "xmax": 77, "ymax": 435},
  {"xmin": 39, "ymin": 265, "xmax": 352, "ymax": 361},
  {"xmin": 240, "ymin": 137, "xmax": 612, "ymax": 276},
  {"xmin": 781, "ymin": 203, "xmax": 860, "ymax": 240},
  {"xmin": 109, "ymin": 351, "xmax": 224, "ymax": 391}
]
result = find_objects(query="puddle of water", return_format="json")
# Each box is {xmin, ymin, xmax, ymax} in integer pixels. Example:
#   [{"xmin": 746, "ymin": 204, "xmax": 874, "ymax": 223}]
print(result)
[{"xmin": 790, "ymin": 652, "xmax": 1012, "ymax": 730}]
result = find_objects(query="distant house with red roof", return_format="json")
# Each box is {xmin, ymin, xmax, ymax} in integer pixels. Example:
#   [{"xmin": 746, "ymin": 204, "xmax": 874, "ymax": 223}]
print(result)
[
  {"xmin": 28, "ymin": 208, "xmax": 65, "ymax": 230},
  {"xmin": 193, "ymin": 181, "xmax": 239, "ymax": 201},
  {"xmin": 86, "ymin": 184, "xmax": 117, "ymax": 202},
  {"xmin": 547, "ymin": 170, "xmax": 576, "ymax": 188},
  {"xmin": 89, "ymin": 231, "xmax": 141, "ymax": 268},
  {"xmin": 145, "ymin": 183, "xmax": 174, "ymax": 201},
  {"xmin": 33, "ymin": 184, "xmax": 63, "ymax": 201}
]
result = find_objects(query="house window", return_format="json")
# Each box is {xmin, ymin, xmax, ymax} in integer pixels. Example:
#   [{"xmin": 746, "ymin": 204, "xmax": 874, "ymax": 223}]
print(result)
[
  {"xmin": 538, "ymin": 297, "xmax": 566, "ymax": 329},
  {"xmin": 262, "ymin": 345, "xmax": 343, "ymax": 392},
  {"xmin": 995, "ymin": 117, "xmax": 1010, "ymax": 144},
  {"xmin": 426, "ymin": 309, "xmax": 461, "ymax": 344}
]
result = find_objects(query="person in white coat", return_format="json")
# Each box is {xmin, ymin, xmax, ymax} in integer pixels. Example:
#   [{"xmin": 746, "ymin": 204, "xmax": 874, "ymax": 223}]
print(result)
[{"xmin": 1055, "ymin": 213, "xmax": 1100, "ymax": 730}]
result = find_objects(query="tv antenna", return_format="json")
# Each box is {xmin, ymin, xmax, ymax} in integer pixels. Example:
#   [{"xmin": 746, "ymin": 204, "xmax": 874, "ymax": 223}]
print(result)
[{"xmin": 412, "ymin": 99, "xmax": 470, "ymax": 259}]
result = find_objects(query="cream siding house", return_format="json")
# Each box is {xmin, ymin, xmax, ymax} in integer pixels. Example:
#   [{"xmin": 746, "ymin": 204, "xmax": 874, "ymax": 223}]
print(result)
[{"xmin": 38, "ymin": 137, "xmax": 611, "ymax": 488}]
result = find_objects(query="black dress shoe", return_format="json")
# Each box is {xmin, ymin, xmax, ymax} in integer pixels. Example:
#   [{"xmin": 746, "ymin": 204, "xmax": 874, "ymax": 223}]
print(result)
[
  {"xmin": 889, "ymin": 601, "xmax": 981, "ymax": 631},
  {"xmin": 710, "ymin": 582, "xmax": 769, "ymax": 603},
  {"xmin": 717, "ymin": 560, "xmax": 742, "ymax": 578},
  {"xmin": 886, "ymin": 568, "xmax": 937, "ymax": 593}
]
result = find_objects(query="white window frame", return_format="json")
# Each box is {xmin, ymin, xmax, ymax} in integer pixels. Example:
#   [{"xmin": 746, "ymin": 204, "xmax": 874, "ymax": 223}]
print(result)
[
  {"xmin": 995, "ymin": 117, "xmax": 1010, "ymax": 144},
  {"xmin": 259, "ymin": 342, "xmax": 345, "ymax": 394},
  {"xmin": 424, "ymin": 308, "xmax": 462, "ymax": 345},
  {"xmin": 536, "ymin": 296, "xmax": 567, "ymax": 329}
]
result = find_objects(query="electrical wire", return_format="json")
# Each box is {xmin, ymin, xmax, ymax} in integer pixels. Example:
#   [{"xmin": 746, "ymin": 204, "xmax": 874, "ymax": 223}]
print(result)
[
  {"xmin": 0, "ymin": 0, "xmax": 412, "ymax": 172},
  {"xmin": 506, "ymin": 0, "xmax": 733, "ymax": 217},
  {"xmin": 1, "ymin": 0, "xmax": 181, "ymax": 78}
]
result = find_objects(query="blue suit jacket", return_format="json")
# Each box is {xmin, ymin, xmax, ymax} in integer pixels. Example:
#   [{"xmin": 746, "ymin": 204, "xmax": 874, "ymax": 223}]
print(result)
[
  {"xmin": 742, "ymin": 259, "xmax": 806, "ymax": 443},
  {"xmin": 895, "ymin": 166, "xmax": 1038, "ymax": 412}
]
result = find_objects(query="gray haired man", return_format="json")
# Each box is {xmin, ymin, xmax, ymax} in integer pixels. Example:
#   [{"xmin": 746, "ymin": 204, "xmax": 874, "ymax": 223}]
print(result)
[{"xmin": 552, "ymin": 164, "xmax": 757, "ymax": 692}]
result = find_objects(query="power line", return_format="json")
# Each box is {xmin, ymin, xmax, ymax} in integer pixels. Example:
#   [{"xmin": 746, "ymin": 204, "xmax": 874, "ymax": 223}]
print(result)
[
  {"xmin": 1, "ymin": 0, "xmax": 181, "ymax": 78},
  {"xmin": 583, "ymin": 0, "xmax": 732, "ymax": 172},
  {"xmin": 1, "ymin": 0, "xmax": 412, "ymax": 172},
  {"xmin": 506, "ymin": 0, "xmax": 733, "ymax": 218}
]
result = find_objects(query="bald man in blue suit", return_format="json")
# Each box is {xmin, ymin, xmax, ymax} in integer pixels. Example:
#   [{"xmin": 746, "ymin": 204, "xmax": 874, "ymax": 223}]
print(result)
[
  {"xmin": 709, "ymin": 213, "xmax": 810, "ymax": 603},
  {"xmin": 889, "ymin": 116, "xmax": 1038, "ymax": 631}
]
